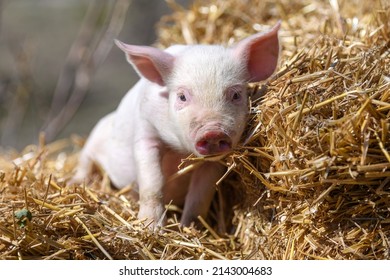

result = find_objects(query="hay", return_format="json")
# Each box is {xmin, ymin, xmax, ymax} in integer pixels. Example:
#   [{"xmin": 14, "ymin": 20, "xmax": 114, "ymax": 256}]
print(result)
[{"xmin": 1, "ymin": 0, "xmax": 389, "ymax": 259}]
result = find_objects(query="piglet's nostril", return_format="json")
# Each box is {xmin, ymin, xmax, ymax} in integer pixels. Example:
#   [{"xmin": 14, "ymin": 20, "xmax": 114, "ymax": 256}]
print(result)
[
  {"xmin": 195, "ymin": 131, "xmax": 232, "ymax": 155},
  {"xmin": 218, "ymin": 139, "xmax": 231, "ymax": 151}
]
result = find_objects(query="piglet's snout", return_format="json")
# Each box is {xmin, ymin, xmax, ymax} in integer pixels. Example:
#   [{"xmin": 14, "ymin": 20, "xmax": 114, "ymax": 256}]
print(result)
[{"xmin": 195, "ymin": 130, "xmax": 232, "ymax": 155}]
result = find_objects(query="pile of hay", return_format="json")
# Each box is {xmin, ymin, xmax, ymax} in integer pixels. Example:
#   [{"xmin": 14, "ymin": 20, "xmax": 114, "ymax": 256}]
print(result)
[{"xmin": 1, "ymin": 0, "xmax": 389, "ymax": 259}]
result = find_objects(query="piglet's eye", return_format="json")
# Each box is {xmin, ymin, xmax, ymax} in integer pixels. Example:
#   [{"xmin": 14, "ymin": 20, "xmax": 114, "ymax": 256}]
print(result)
[
  {"xmin": 178, "ymin": 93, "xmax": 187, "ymax": 102},
  {"xmin": 232, "ymin": 92, "xmax": 241, "ymax": 101},
  {"xmin": 228, "ymin": 86, "xmax": 244, "ymax": 103}
]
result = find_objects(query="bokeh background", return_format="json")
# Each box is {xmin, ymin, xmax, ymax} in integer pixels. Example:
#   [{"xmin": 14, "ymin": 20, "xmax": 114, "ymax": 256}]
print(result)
[{"xmin": 0, "ymin": 0, "xmax": 189, "ymax": 150}]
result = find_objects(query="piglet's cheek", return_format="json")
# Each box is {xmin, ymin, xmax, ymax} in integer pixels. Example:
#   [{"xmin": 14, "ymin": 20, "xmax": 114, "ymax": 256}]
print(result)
[{"xmin": 174, "ymin": 101, "xmax": 186, "ymax": 111}]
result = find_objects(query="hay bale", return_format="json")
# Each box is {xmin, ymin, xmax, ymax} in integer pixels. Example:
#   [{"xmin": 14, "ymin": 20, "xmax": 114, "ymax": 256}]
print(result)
[{"xmin": 1, "ymin": 0, "xmax": 389, "ymax": 259}]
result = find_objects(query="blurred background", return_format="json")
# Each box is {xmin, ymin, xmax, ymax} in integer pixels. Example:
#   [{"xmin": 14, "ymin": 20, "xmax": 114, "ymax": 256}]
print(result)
[{"xmin": 0, "ymin": 0, "xmax": 189, "ymax": 150}]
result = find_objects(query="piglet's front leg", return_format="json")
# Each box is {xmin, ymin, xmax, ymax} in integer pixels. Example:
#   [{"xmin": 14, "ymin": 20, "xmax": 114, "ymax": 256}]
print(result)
[
  {"xmin": 181, "ymin": 161, "xmax": 225, "ymax": 227},
  {"xmin": 135, "ymin": 139, "xmax": 166, "ymax": 229}
]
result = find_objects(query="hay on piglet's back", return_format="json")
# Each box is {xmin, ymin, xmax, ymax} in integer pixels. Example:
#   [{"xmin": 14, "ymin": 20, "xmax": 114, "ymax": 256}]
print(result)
[{"xmin": 0, "ymin": 0, "xmax": 389, "ymax": 259}]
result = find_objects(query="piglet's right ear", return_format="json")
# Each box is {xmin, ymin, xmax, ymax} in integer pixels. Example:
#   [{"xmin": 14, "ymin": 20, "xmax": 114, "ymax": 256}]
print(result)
[
  {"xmin": 232, "ymin": 21, "xmax": 281, "ymax": 82},
  {"xmin": 115, "ymin": 40, "xmax": 174, "ymax": 86}
]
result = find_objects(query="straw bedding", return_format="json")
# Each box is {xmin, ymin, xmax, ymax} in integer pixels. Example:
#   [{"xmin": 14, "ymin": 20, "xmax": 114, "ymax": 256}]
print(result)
[{"xmin": 0, "ymin": 0, "xmax": 389, "ymax": 259}]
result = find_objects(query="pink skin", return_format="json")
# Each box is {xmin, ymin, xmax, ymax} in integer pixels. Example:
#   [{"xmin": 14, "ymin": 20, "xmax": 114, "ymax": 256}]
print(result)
[
  {"xmin": 175, "ymin": 85, "xmax": 245, "ymax": 155},
  {"xmin": 72, "ymin": 22, "xmax": 281, "ymax": 229}
]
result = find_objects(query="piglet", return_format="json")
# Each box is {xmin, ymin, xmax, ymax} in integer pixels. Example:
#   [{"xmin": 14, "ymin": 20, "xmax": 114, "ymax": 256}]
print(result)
[{"xmin": 72, "ymin": 22, "xmax": 281, "ymax": 228}]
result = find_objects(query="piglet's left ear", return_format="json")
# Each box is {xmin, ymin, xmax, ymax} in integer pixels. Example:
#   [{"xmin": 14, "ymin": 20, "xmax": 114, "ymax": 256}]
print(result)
[{"xmin": 232, "ymin": 21, "xmax": 281, "ymax": 82}]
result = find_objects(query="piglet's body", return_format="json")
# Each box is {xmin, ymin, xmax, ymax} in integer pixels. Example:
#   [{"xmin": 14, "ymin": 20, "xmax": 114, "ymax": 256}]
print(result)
[{"xmin": 72, "ymin": 22, "xmax": 281, "ymax": 228}]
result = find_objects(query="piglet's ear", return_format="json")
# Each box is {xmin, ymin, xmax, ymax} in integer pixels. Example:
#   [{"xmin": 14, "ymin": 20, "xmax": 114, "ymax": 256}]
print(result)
[
  {"xmin": 232, "ymin": 21, "xmax": 281, "ymax": 82},
  {"xmin": 115, "ymin": 40, "xmax": 174, "ymax": 86}
]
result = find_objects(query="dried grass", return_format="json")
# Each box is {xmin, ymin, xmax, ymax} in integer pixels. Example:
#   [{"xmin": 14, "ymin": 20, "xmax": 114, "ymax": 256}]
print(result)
[{"xmin": 1, "ymin": 0, "xmax": 389, "ymax": 259}]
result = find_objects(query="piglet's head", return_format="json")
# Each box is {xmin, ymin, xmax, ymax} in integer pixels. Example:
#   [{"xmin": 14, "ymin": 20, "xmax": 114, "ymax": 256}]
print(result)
[{"xmin": 116, "ymin": 22, "xmax": 280, "ymax": 157}]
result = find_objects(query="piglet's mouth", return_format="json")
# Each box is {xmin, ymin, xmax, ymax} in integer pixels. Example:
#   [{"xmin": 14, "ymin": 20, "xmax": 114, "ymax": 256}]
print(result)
[{"xmin": 195, "ymin": 130, "xmax": 232, "ymax": 156}]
